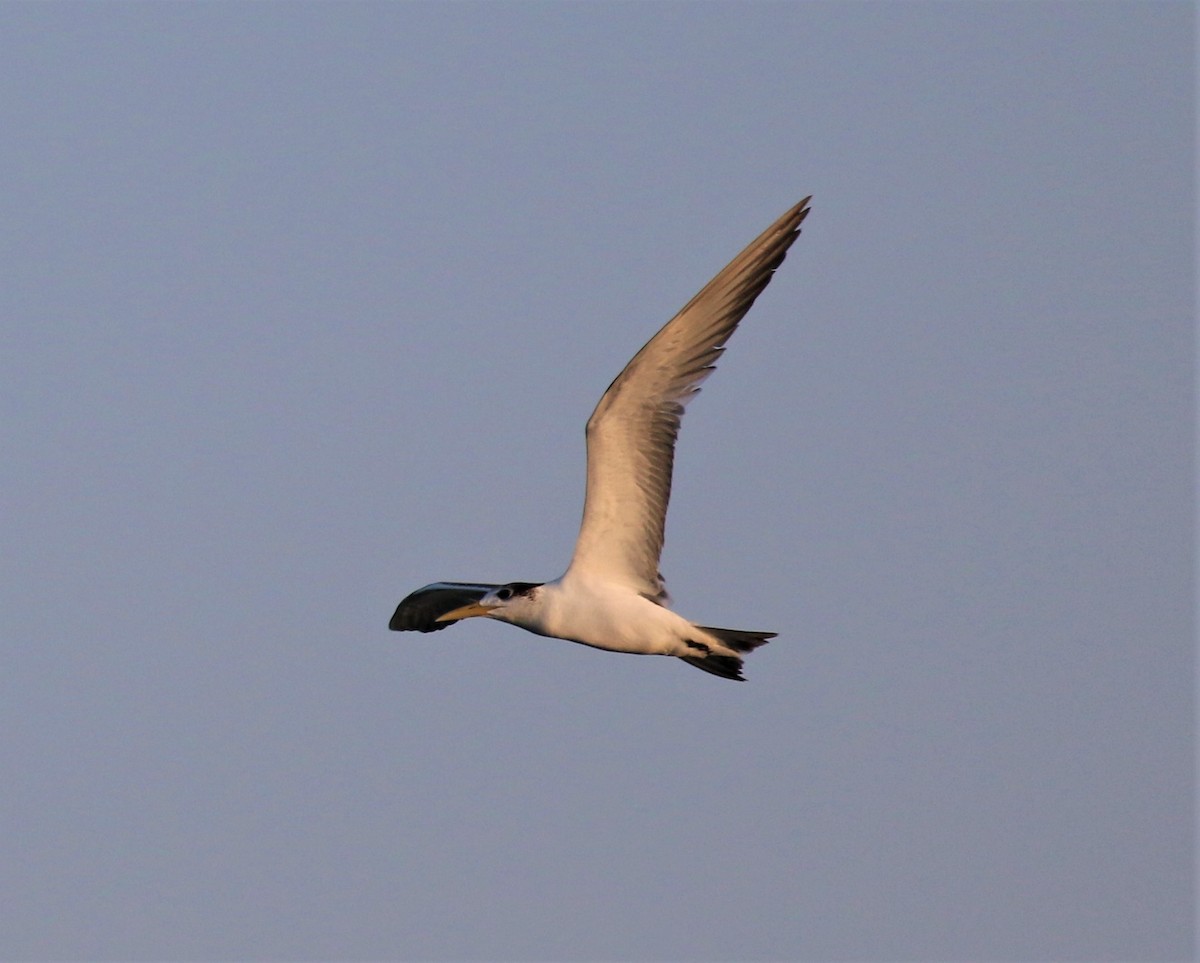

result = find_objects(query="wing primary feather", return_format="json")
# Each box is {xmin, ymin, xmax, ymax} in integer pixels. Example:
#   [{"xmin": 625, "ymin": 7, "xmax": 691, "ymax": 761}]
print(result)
[{"xmin": 388, "ymin": 582, "xmax": 501, "ymax": 632}]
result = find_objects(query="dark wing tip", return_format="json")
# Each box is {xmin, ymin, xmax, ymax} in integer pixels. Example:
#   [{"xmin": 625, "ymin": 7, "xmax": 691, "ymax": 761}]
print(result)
[
  {"xmin": 388, "ymin": 582, "xmax": 499, "ymax": 633},
  {"xmin": 389, "ymin": 600, "xmax": 454, "ymax": 632},
  {"xmin": 388, "ymin": 603, "xmax": 450, "ymax": 633}
]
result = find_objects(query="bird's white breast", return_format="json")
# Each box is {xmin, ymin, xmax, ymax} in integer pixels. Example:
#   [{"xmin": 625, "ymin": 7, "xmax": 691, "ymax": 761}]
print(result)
[{"xmin": 531, "ymin": 575, "xmax": 695, "ymax": 656}]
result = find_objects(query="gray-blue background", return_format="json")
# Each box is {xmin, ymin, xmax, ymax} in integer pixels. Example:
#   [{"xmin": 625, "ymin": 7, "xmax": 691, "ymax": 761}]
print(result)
[{"xmin": 2, "ymin": 4, "xmax": 1192, "ymax": 960}]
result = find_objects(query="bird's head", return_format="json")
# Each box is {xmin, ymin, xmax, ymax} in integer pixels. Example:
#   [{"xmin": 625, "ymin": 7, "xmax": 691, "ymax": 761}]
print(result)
[{"xmin": 435, "ymin": 581, "xmax": 544, "ymax": 625}]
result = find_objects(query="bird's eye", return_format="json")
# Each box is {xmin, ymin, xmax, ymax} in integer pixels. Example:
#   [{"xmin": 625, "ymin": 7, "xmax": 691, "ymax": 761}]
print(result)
[{"xmin": 497, "ymin": 587, "xmax": 513, "ymax": 601}]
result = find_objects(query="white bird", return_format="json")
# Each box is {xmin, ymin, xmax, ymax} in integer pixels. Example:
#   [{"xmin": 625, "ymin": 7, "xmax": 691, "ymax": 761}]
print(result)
[{"xmin": 390, "ymin": 198, "xmax": 811, "ymax": 680}]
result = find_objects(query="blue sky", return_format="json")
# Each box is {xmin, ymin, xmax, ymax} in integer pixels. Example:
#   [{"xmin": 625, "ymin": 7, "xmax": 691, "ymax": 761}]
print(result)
[{"xmin": 1, "ymin": 4, "xmax": 1193, "ymax": 960}]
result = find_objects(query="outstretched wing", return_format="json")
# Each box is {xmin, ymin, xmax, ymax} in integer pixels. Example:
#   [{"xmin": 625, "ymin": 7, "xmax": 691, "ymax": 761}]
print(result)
[
  {"xmin": 565, "ymin": 198, "xmax": 811, "ymax": 600},
  {"xmin": 389, "ymin": 582, "xmax": 501, "ymax": 632}
]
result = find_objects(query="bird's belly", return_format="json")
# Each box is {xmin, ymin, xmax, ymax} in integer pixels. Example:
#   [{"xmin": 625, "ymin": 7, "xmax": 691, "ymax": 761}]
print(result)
[
  {"xmin": 567, "ymin": 630, "xmax": 665, "ymax": 656},
  {"xmin": 540, "ymin": 584, "xmax": 689, "ymax": 656}
]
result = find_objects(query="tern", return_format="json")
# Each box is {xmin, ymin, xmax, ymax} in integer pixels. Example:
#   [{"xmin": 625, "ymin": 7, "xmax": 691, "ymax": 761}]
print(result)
[{"xmin": 389, "ymin": 198, "xmax": 811, "ymax": 680}]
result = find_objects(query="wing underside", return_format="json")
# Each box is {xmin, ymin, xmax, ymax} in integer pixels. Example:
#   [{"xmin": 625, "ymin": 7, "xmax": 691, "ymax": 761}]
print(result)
[
  {"xmin": 388, "ymin": 581, "xmax": 501, "ymax": 632},
  {"xmin": 566, "ymin": 198, "xmax": 812, "ymax": 598}
]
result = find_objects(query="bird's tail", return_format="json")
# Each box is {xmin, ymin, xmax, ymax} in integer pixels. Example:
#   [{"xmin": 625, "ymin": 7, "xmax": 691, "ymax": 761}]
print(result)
[
  {"xmin": 700, "ymin": 626, "xmax": 776, "ymax": 652},
  {"xmin": 681, "ymin": 626, "xmax": 776, "ymax": 681}
]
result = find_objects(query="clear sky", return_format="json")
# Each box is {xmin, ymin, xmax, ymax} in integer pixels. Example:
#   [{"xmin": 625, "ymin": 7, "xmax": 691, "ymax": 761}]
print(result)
[{"xmin": 1, "ymin": 3, "xmax": 1193, "ymax": 960}]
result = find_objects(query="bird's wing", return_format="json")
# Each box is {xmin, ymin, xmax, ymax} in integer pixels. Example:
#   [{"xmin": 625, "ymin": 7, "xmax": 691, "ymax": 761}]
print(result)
[
  {"xmin": 565, "ymin": 198, "xmax": 811, "ymax": 600},
  {"xmin": 389, "ymin": 582, "xmax": 502, "ymax": 632}
]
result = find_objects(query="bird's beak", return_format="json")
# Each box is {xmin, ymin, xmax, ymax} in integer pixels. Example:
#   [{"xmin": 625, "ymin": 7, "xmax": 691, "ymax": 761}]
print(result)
[{"xmin": 435, "ymin": 601, "xmax": 493, "ymax": 622}]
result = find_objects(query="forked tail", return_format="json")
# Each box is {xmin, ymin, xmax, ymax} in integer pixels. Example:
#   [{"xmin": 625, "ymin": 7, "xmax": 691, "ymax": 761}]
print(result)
[
  {"xmin": 700, "ymin": 626, "xmax": 775, "ymax": 652},
  {"xmin": 681, "ymin": 626, "xmax": 776, "ymax": 681}
]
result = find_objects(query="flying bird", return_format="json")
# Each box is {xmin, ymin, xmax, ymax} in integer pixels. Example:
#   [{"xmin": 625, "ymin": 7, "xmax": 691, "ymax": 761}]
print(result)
[{"xmin": 390, "ymin": 198, "xmax": 811, "ymax": 680}]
